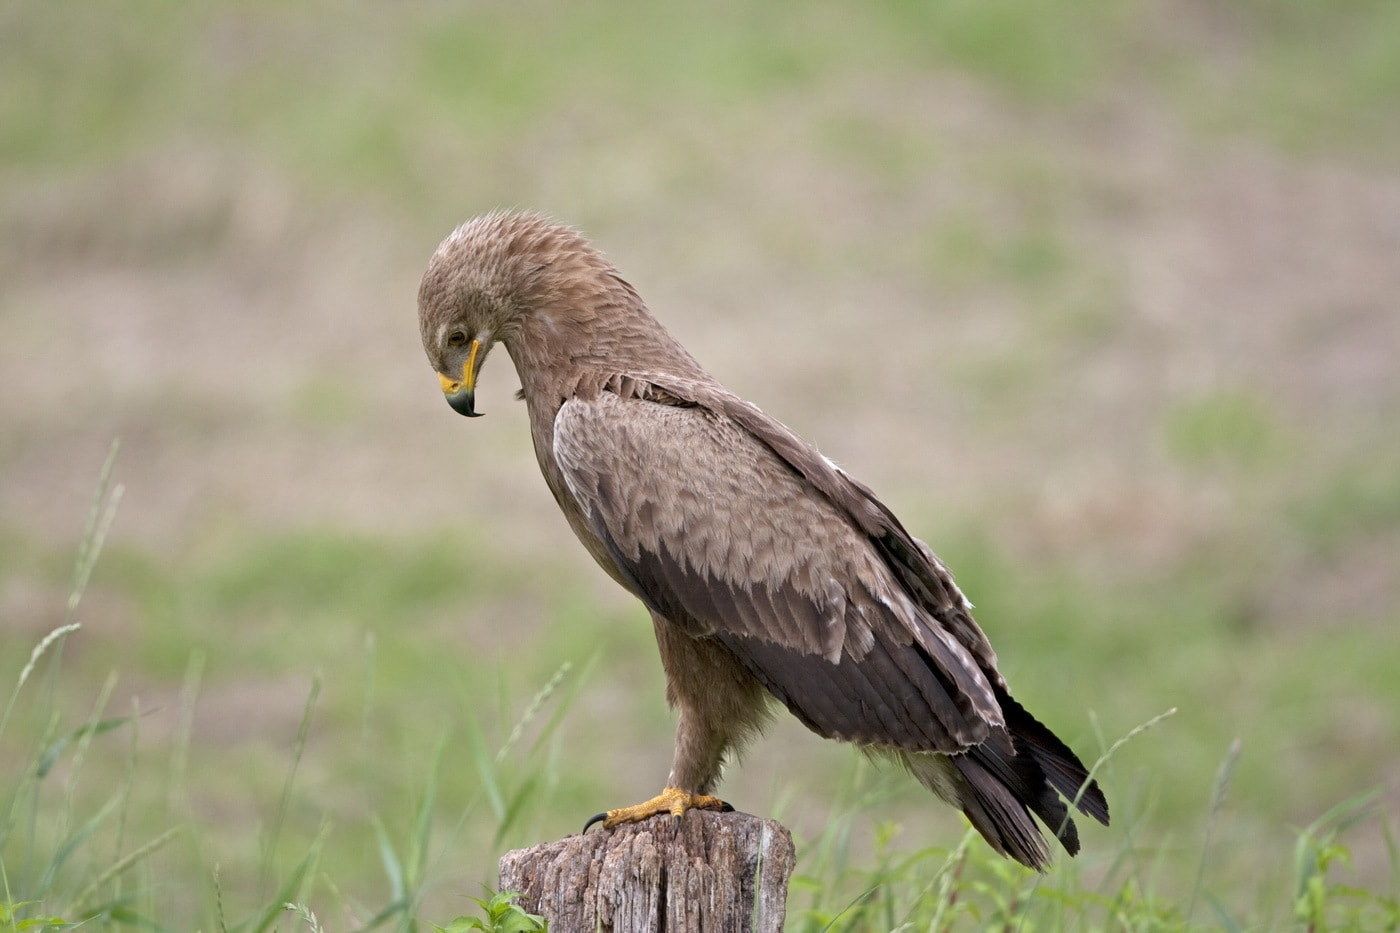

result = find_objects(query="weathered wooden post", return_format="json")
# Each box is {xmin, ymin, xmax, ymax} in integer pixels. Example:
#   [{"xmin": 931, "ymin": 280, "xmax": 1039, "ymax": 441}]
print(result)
[{"xmin": 498, "ymin": 810, "xmax": 794, "ymax": 932}]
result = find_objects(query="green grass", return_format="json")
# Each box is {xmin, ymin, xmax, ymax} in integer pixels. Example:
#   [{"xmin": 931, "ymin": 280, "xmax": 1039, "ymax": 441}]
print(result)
[
  {"xmin": 2, "ymin": 452, "xmax": 1396, "ymax": 930},
  {"xmin": 5, "ymin": 606, "xmax": 1395, "ymax": 931},
  {"xmin": 1, "ymin": 556, "xmax": 587, "ymax": 930}
]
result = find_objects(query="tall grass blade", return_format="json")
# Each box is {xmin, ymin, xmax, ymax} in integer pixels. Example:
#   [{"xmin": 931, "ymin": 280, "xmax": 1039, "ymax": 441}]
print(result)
[
  {"xmin": 72, "ymin": 826, "xmax": 181, "ymax": 913},
  {"xmin": 1385, "ymin": 815, "xmax": 1399, "ymax": 908},
  {"xmin": 34, "ymin": 794, "xmax": 122, "ymax": 897},
  {"xmin": 1187, "ymin": 736, "xmax": 1241, "ymax": 923},
  {"xmin": 924, "ymin": 829, "xmax": 974, "ymax": 932},
  {"xmin": 356, "ymin": 897, "xmax": 411, "ymax": 933},
  {"xmin": 463, "ymin": 717, "xmax": 504, "ymax": 824},
  {"xmin": 248, "ymin": 824, "xmax": 327, "ymax": 933},
  {"xmin": 36, "ymin": 715, "xmax": 140, "ymax": 779},
  {"xmin": 396, "ymin": 736, "xmax": 445, "ymax": 933},
  {"xmin": 1075, "ymin": 707, "xmax": 1177, "ymax": 827},
  {"xmin": 1, "ymin": 442, "xmax": 120, "ymax": 754},
  {"xmin": 167, "ymin": 650, "xmax": 206, "ymax": 816},
  {"xmin": 260, "ymin": 674, "xmax": 321, "ymax": 896},
  {"xmin": 495, "ymin": 662, "xmax": 570, "ymax": 766},
  {"xmin": 362, "ymin": 817, "xmax": 410, "ymax": 932},
  {"xmin": 1205, "ymin": 892, "xmax": 1246, "ymax": 933},
  {"xmin": 112, "ymin": 695, "xmax": 139, "ymax": 907},
  {"xmin": 212, "ymin": 864, "xmax": 228, "ymax": 933},
  {"xmin": 1016, "ymin": 706, "xmax": 1176, "ymax": 933},
  {"xmin": 373, "ymin": 818, "xmax": 405, "ymax": 903},
  {"xmin": 67, "ymin": 440, "xmax": 123, "ymax": 621},
  {"xmin": 283, "ymin": 901, "xmax": 325, "ymax": 933},
  {"xmin": 10, "ymin": 627, "xmax": 82, "ymax": 714}
]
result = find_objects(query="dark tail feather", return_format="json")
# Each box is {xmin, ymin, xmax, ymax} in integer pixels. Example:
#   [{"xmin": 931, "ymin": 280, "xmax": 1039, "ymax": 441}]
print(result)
[
  {"xmin": 905, "ymin": 692, "xmax": 1110, "ymax": 871},
  {"xmin": 902, "ymin": 744, "xmax": 1060, "ymax": 871},
  {"xmin": 949, "ymin": 751, "xmax": 1055, "ymax": 869},
  {"xmin": 997, "ymin": 687, "xmax": 1110, "ymax": 827}
]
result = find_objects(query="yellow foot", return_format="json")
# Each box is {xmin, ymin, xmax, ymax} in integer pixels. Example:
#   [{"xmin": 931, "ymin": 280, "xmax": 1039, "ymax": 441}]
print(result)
[{"xmin": 583, "ymin": 786, "xmax": 733, "ymax": 832}]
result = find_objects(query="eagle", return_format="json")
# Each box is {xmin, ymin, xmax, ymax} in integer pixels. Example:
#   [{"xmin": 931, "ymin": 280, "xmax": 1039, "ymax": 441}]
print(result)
[{"xmin": 416, "ymin": 211, "xmax": 1108, "ymax": 869}]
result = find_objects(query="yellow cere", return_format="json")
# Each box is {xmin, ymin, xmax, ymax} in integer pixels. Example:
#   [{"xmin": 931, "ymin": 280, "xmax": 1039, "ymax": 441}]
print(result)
[{"xmin": 439, "ymin": 340, "xmax": 480, "ymax": 395}]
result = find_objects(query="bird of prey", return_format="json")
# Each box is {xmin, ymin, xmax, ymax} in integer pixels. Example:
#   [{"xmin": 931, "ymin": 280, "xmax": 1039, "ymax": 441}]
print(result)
[{"xmin": 417, "ymin": 211, "xmax": 1108, "ymax": 869}]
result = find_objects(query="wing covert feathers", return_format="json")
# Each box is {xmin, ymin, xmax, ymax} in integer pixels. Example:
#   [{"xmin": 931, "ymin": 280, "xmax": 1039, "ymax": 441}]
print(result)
[{"xmin": 552, "ymin": 387, "xmax": 999, "ymax": 751}]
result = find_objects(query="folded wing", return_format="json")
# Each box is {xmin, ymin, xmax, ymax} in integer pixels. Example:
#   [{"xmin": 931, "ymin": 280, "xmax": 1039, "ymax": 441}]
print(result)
[{"xmin": 552, "ymin": 376, "xmax": 1005, "ymax": 753}]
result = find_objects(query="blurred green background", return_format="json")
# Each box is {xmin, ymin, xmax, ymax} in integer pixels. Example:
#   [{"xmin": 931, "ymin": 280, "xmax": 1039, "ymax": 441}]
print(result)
[{"xmin": 2, "ymin": 1, "xmax": 1398, "ymax": 928}]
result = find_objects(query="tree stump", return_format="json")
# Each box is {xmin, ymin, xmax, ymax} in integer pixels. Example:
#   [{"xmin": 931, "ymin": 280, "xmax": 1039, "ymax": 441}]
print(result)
[{"xmin": 498, "ymin": 810, "xmax": 794, "ymax": 933}]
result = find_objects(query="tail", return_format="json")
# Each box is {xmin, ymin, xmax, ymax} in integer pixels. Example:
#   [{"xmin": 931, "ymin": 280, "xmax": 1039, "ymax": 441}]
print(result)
[{"xmin": 904, "ymin": 690, "xmax": 1109, "ymax": 871}]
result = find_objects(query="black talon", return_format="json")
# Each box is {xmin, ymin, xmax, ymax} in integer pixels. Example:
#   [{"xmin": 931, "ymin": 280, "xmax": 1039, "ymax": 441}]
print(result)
[
  {"xmin": 583, "ymin": 812, "xmax": 608, "ymax": 833},
  {"xmin": 720, "ymin": 801, "xmax": 735, "ymax": 813}
]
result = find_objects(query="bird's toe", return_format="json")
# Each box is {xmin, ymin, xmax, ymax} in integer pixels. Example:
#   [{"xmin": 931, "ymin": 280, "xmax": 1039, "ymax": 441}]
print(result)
[{"xmin": 583, "ymin": 786, "xmax": 732, "ymax": 832}]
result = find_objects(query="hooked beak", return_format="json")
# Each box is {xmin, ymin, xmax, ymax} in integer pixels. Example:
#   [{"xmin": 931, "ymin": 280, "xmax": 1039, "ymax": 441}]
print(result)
[{"xmin": 438, "ymin": 339, "xmax": 483, "ymax": 417}]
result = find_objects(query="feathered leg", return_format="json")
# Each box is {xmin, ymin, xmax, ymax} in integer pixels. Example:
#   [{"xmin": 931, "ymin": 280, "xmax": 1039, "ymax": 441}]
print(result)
[{"xmin": 586, "ymin": 612, "xmax": 770, "ymax": 830}]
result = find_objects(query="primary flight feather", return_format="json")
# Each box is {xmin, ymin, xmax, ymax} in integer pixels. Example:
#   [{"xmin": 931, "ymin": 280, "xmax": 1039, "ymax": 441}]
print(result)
[{"xmin": 417, "ymin": 211, "xmax": 1108, "ymax": 869}]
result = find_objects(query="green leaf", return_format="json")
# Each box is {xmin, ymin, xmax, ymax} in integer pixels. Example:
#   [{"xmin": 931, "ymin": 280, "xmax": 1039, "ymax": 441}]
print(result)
[
  {"xmin": 433, "ymin": 892, "xmax": 544, "ymax": 933},
  {"xmin": 432, "ymin": 918, "xmax": 487, "ymax": 932},
  {"xmin": 16, "ymin": 919, "xmax": 73, "ymax": 932}
]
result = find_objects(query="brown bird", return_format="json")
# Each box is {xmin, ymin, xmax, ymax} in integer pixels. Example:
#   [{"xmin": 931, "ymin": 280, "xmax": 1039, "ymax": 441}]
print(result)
[{"xmin": 417, "ymin": 211, "xmax": 1108, "ymax": 869}]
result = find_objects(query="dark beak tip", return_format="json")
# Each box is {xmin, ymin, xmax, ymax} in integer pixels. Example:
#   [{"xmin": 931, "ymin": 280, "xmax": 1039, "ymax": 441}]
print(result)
[{"xmin": 446, "ymin": 391, "xmax": 482, "ymax": 418}]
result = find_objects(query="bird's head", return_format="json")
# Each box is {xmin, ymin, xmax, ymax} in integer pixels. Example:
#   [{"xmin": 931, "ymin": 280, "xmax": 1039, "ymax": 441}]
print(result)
[
  {"xmin": 417, "ymin": 211, "xmax": 609, "ymax": 418},
  {"xmin": 419, "ymin": 304, "xmax": 494, "ymax": 419}
]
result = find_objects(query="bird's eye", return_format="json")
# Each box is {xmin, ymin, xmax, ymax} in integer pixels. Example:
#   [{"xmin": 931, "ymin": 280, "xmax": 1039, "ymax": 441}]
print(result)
[{"xmin": 447, "ymin": 330, "xmax": 468, "ymax": 347}]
